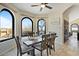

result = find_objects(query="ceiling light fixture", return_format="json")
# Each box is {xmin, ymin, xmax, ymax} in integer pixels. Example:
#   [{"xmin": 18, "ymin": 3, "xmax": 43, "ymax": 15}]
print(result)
[
  {"xmin": 41, "ymin": 4, "xmax": 45, "ymax": 8},
  {"xmin": 31, "ymin": 3, "xmax": 52, "ymax": 11}
]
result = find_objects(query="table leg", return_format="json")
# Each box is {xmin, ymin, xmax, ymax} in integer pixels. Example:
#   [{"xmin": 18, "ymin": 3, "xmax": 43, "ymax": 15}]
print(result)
[{"xmin": 31, "ymin": 49, "xmax": 35, "ymax": 56}]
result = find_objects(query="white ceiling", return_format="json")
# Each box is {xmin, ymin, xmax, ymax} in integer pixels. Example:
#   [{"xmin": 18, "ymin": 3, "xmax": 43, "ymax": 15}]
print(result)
[{"xmin": 12, "ymin": 3, "xmax": 73, "ymax": 15}]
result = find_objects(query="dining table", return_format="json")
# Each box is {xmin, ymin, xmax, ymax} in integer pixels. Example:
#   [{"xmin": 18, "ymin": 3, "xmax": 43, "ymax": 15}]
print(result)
[
  {"xmin": 22, "ymin": 34, "xmax": 57, "ymax": 56},
  {"xmin": 23, "ymin": 36, "xmax": 42, "ymax": 47},
  {"xmin": 22, "ymin": 36, "xmax": 43, "ymax": 56},
  {"xmin": 23, "ymin": 35, "xmax": 58, "ymax": 47}
]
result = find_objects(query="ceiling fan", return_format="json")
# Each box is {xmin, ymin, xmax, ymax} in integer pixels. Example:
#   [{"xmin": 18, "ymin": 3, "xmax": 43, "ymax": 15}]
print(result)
[{"xmin": 31, "ymin": 3, "xmax": 52, "ymax": 11}]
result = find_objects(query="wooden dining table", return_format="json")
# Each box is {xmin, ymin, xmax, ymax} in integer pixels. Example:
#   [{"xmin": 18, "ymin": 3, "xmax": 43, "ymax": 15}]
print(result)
[
  {"xmin": 23, "ymin": 36, "xmax": 42, "ymax": 47},
  {"xmin": 22, "ymin": 34, "xmax": 57, "ymax": 56},
  {"xmin": 23, "ymin": 35, "xmax": 58, "ymax": 47},
  {"xmin": 22, "ymin": 36, "xmax": 42, "ymax": 56}
]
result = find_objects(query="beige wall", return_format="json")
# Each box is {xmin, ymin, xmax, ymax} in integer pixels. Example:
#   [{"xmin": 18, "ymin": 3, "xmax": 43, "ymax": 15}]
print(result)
[
  {"xmin": 63, "ymin": 5, "xmax": 79, "ymax": 32},
  {"xmin": 47, "ymin": 12, "xmax": 64, "ymax": 50}
]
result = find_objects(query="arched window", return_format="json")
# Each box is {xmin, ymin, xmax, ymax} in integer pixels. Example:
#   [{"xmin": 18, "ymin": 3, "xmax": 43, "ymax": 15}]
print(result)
[
  {"xmin": 71, "ymin": 23, "xmax": 79, "ymax": 32},
  {"xmin": 21, "ymin": 17, "xmax": 33, "ymax": 36},
  {"xmin": 0, "ymin": 9, "xmax": 14, "ymax": 41},
  {"xmin": 37, "ymin": 19, "xmax": 46, "ymax": 35}
]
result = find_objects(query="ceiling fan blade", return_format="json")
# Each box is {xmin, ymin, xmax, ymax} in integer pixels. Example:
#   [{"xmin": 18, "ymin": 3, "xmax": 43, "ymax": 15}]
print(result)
[
  {"xmin": 45, "ymin": 5, "xmax": 52, "ymax": 9},
  {"xmin": 31, "ymin": 5, "xmax": 39, "ymax": 7},
  {"xmin": 44, "ymin": 3, "xmax": 48, "ymax": 4},
  {"xmin": 40, "ymin": 7, "xmax": 43, "ymax": 11}
]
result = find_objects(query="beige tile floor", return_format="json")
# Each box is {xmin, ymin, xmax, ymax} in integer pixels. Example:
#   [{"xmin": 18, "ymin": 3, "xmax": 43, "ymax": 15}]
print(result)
[{"xmin": 51, "ymin": 32, "xmax": 79, "ymax": 56}]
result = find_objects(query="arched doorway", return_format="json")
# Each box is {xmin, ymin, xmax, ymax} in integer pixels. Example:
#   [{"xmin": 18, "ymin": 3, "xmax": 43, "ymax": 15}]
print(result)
[{"xmin": 71, "ymin": 23, "xmax": 79, "ymax": 32}]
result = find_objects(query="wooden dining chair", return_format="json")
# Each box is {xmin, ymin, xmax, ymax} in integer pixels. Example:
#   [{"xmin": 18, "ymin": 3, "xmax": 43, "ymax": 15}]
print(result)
[
  {"xmin": 48, "ymin": 33, "xmax": 56, "ymax": 55},
  {"xmin": 15, "ymin": 36, "xmax": 35, "ymax": 56},
  {"xmin": 32, "ymin": 34, "xmax": 50, "ymax": 56}
]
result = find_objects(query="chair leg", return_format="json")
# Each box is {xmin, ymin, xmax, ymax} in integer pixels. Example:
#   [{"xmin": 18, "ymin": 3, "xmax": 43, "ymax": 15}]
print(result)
[
  {"xmin": 48, "ymin": 45, "xmax": 51, "ymax": 55},
  {"xmin": 31, "ymin": 49, "xmax": 35, "ymax": 56},
  {"xmin": 49, "ymin": 48, "xmax": 51, "ymax": 55},
  {"xmin": 27, "ymin": 51, "xmax": 30, "ymax": 55},
  {"xmin": 17, "ymin": 49, "xmax": 19, "ymax": 56},
  {"xmin": 53, "ymin": 44, "xmax": 55, "ymax": 51},
  {"xmin": 17, "ymin": 49, "xmax": 22, "ymax": 56},
  {"xmin": 20, "ymin": 53, "xmax": 22, "ymax": 56},
  {"xmin": 41, "ymin": 51, "xmax": 42, "ymax": 56},
  {"xmin": 47, "ymin": 48, "xmax": 48, "ymax": 56}
]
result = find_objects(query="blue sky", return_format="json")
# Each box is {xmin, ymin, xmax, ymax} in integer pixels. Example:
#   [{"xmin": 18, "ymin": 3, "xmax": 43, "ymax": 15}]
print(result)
[
  {"xmin": 0, "ymin": 10, "xmax": 44, "ymax": 30},
  {"xmin": 0, "ymin": 10, "xmax": 12, "ymax": 28},
  {"xmin": 22, "ymin": 18, "xmax": 32, "ymax": 28},
  {"xmin": 0, "ymin": 10, "xmax": 32, "ymax": 29},
  {"xmin": 39, "ymin": 20, "xmax": 45, "ymax": 26}
]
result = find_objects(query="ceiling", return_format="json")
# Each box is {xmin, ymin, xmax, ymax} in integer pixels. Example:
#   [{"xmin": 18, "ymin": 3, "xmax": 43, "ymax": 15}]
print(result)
[{"xmin": 12, "ymin": 3, "xmax": 73, "ymax": 15}]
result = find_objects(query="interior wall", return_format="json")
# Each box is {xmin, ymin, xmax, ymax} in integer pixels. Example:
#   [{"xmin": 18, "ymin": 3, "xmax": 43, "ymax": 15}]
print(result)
[
  {"xmin": 47, "ymin": 4, "xmax": 72, "ymax": 49},
  {"xmin": 70, "ymin": 6, "xmax": 79, "ymax": 32},
  {"xmin": 47, "ymin": 12, "xmax": 64, "ymax": 50},
  {"xmin": 64, "ymin": 5, "xmax": 79, "ymax": 32},
  {"xmin": 69, "ymin": 5, "xmax": 79, "ymax": 23},
  {"xmin": 0, "ymin": 4, "xmax": 22, "ymax": 55}
]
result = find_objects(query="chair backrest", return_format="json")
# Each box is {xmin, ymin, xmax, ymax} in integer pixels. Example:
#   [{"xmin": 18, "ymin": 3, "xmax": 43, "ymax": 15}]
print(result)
[
  {"xmin": 28, "ymin": 32, "xmax": 35, "ymax": 37},
  {"xmin": 50, "ymin": 33, "xmax": 56, "ymax": 45},
  {"xmin": 41, "ymin": 34, "xmax": 50, "ymax": 50},
  {"xmin": 15, "ymin": 36, "xmax": 22, "ymax": 56}
]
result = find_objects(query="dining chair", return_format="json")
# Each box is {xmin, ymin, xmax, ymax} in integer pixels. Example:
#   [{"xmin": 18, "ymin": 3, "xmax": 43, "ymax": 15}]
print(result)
[
  {"xmin": 32, "ymin": 34, "xmax": 50, "ymax": 56},
  {"xmin": 48, "ymin": 33, "xmax": 56, "ymax": 55},
  {"xmin": 15, "ymin": 36, "xmax": 35, "ymax": 56},
  {"xmin": 28, "ymin": 32, "xmax": 35, "ymax": 37}
]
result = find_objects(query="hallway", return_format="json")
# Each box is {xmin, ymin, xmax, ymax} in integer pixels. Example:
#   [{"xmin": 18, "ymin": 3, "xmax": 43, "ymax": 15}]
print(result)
[{"xmin": 51, "ymin": 32, "xmax": 79, "ymax": 56}]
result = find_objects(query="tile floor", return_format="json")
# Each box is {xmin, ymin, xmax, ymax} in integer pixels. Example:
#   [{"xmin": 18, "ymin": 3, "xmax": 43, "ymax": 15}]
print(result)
[{"xmin": 52, "ymin": 32, "xmax": 79, "ymax": 56}]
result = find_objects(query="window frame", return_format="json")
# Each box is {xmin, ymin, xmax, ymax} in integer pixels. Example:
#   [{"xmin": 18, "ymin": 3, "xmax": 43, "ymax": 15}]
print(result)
[
  {"xmin": 21, "ymin": 17, "xmax": 33, "ymax": 36},
  {"xmin": 37, "ymin": 19, "xmax": 46, "ymax": 35},
  {"xmin": 0, "ymin": 8, "xmax": 15, "ymax": 42}
]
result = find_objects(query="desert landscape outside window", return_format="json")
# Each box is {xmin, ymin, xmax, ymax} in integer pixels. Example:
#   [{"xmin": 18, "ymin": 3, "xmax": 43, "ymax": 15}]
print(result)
[
  {"xmin": 21, "ymin": 17, "xmax": 33, "ymax": 36},
  {"xmin": 0, "ymin": 9, "xmax": 14, "ymax": 40}
]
